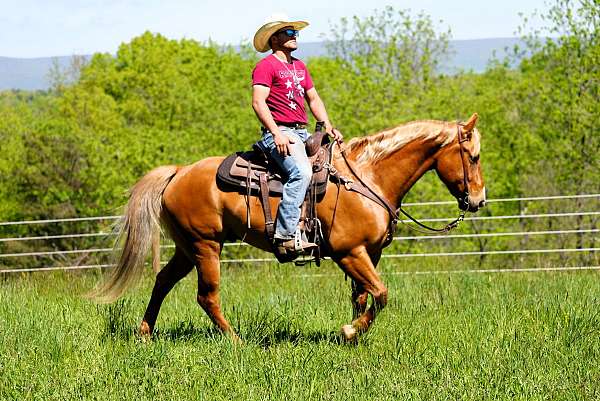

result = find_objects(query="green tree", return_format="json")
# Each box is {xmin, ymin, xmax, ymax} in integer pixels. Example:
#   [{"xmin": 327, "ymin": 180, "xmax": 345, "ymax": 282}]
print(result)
[
  {"xmin": 516, "ymin": 0, "xmax": 600, "ymax": 194},
  {"xmin": 312, "ymin": 6, "xmax": 452, "ymax": 136}
]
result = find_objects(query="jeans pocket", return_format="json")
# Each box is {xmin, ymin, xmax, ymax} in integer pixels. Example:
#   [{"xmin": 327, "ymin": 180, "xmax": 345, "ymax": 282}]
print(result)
[
  {"xmin": 296, "ymin": 128, "xmax": 309, "ymax": 142},
  {"xmin": 256, "ymin": 132, "xmax": 275, "ymax": 152}
]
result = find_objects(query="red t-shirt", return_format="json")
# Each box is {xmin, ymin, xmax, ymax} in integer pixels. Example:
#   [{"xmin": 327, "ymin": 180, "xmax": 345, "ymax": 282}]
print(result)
[{"xmin": 252, "ymin": 54, "xmax": 314, "ymax": 124}]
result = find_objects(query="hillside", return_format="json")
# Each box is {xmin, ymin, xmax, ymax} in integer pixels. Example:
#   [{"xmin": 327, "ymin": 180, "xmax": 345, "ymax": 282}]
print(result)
[{"xmin": 0, "ymin": 38, "xmax": 522, "ymax": 91}]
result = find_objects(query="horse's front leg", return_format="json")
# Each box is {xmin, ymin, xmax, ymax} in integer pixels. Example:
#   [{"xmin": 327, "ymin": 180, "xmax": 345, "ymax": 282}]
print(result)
[
  {"xmin": 336, "ymin": 247, "xmax": 388, "ymax": 341},
  {"xmin": 350, "ymin": 251, "xmax": 381, "ymax": 319},
  {"xmin": 350, "ymin": 280, "xmax": 368, "ymax": 320},
  {"xmin": 193, "ymin": 239, "xmax": 241, "ymax": 343}
]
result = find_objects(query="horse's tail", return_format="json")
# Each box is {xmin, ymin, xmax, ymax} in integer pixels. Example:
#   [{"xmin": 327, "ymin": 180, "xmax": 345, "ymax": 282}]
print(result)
[{"xmin": 90, "ymin": 165, "xmax": 178, "ymax": 303}]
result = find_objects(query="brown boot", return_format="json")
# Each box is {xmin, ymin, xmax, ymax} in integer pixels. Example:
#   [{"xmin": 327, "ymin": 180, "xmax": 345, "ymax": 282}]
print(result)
[{"xmin": 275, "ymin": 237, "xmax": 318, "ymax": 255}]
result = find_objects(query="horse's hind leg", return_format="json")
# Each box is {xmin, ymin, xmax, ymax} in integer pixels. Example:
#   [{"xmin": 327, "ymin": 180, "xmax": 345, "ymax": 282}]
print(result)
[
  {"xmin": 140, "ymin": 248, "xmax": 193, "ymax": 336},
  {"xmin": 194, "ymin": 239, "xmax": 239, "ymax": 341}
]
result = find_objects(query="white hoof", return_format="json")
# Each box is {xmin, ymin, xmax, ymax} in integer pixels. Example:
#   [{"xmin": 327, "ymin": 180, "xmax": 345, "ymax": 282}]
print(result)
[{"xmin": 341, "ymin": 324, "xmax": 358, "ymax": 341}]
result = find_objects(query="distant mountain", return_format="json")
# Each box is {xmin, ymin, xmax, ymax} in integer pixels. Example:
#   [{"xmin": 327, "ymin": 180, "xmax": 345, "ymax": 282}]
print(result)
[
  {"xmin": 0, "ymin": 38, "xmax": 523, "ymax": 91},
  {"xmin": 294, "ymin": 37, "xmax": 523, "ymax": 74},
  {"xmin": 443, "ymin": 37, "xmax": 523, "ymax": 73},
  {"xmin": 0, "ymin": 56, "xmax": 71, "ymax": 91}
]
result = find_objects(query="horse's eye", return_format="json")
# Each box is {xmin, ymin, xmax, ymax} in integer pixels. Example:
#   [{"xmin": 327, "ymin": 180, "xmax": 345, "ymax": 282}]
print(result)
[{"xmin": 469, "ymin": 155, "xmax": 479, "ymax": 164}]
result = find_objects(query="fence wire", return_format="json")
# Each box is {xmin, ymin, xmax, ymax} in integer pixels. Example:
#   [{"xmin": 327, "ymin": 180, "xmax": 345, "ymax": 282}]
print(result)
[
  {"xmin": 1, "ymin": 193, "xmax": 598, "ymax": 226},
  {"xmin": 1, "ymin": 194, "xmax": 597, "ymax": 273}
]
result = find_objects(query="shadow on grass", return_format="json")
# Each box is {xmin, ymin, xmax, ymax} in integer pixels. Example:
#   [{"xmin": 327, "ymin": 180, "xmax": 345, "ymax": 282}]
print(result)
[
  {"xmin": 154, "ymin": 320, "xmax": 348, "ymax": 347},
  {"xmin": 98, "ymin": 299, "xmax": 137, "ymax": 341},
  {"xmin": 245, "ymin": 327, "xmax": 347, "ymax": 348},
  {"xmin": 99, "ymin": 301, "xmax": 359, "ymax": 347},
  {"xmin": 104, "ymin": 319, "xmax": 362, "ymax": 347},
  {"xmin": 155, "ymin": 321, "xmax": 221, "ymax": 342}
]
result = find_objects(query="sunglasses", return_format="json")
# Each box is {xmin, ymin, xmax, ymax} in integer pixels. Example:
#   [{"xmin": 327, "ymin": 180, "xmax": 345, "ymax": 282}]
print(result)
[{"xmin": 276, "ymin": 29, "xmax": 299, "ymax": 38}]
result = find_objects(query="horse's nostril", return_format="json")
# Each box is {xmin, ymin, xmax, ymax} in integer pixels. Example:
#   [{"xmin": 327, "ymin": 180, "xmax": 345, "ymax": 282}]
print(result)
[{"xmin": 479, "ymin": 200, "xmax": 486, "ymax": 208}]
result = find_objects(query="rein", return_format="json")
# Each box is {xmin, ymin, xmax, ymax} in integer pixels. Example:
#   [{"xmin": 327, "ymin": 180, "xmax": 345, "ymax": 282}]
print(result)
[
  {"xmin": 396, "ymin": 124, "xmax": 470, "ymax": 233},
  {"xmin": 335, "ymin": 123, "xmax": 471, "ymax": 240}
]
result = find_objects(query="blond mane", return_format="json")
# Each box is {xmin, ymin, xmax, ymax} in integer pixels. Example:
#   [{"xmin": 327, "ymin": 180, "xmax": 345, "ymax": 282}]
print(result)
[{"xmin": 346, "ymin": 120, "xmax": 458, "ymax": 165}]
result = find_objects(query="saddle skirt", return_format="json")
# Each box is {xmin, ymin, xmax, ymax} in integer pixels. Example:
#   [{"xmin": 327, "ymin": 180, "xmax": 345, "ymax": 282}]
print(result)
[{"xmin": 216, "ymin": 143, "xmax": 333, "ymax": 197}]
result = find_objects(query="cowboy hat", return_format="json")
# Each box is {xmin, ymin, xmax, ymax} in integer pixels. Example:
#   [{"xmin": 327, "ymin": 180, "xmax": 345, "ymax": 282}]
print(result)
[{"xmin": 253, "ymin": 13, "xmax": 309, "ymax": 53}]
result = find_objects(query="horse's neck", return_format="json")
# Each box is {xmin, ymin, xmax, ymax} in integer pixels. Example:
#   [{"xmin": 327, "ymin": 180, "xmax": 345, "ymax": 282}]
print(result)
[{"xmin": 354, "ymin": 138, "xmax": 438, "ymax": 209}]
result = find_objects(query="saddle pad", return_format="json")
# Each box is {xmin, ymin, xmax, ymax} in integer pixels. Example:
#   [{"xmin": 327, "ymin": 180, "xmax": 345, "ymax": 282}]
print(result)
[{"xmin": 216, "ymin": 148, "xmax": 331, "ymax": 197}]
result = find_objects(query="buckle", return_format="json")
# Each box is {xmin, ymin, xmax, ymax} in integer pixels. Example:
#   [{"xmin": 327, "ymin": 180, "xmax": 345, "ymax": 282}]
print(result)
[{"xmin": 276, "ymin": 122, "xmax": 306, "ymax": 130}]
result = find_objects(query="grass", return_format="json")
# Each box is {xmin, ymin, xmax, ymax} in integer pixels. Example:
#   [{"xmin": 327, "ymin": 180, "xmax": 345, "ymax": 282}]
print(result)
[{"xmin": 1, "ymin": 261, "xmax": 600, "ymax": 400}]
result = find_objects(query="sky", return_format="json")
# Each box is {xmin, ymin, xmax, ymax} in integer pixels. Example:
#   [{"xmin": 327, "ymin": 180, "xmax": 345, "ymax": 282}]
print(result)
[{"xmin": 1, "ymin": 0, "xmax": 549, "ymax": 58}]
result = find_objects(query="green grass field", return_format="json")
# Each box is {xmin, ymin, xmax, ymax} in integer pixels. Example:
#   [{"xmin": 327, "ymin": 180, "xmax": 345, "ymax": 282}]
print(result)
[{"xmin": 1, "ymin": 261, "xmax": 600, "ymax": 400}]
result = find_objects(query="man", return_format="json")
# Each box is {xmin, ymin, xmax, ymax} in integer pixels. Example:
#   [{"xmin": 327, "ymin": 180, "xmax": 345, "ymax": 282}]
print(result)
[{"xmin": 252, "ymin": 13, "xmax": 343, "ymax": 254}]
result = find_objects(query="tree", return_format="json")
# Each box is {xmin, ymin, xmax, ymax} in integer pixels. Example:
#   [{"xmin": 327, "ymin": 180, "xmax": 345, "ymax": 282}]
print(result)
[
  {"xmin": 311, "ymin": 6, "xmax": 451, "ymax": 137},
  {"xmin": 516, "ymin": 0, "xmax": 599, "ymax": 194},
  {"xmin": 324, "ymin": 6, "xmax": 451, "ymax": 89}
]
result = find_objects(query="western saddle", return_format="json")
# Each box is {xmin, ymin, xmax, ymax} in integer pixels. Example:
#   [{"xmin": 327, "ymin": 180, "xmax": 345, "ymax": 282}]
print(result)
[{"xmin": 216, "ymin": 126, "xmax": 334, "ymax": 264}]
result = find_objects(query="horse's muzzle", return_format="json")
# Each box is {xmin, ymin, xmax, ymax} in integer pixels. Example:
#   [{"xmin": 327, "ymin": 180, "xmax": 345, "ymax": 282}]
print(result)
[{"xmin": 461, "ymin": 188, "xmax": 486, "ymax": 212}]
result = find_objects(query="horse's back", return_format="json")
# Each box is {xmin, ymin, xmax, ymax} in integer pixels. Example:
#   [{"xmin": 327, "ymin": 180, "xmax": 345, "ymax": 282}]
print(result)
[
  {"xmin": 162, "ymin": 157, "xmax": 228, "ymax": 235},
  {"xmin": 166, "ymin": 156, "xmax": 223, "ymax": 190}
]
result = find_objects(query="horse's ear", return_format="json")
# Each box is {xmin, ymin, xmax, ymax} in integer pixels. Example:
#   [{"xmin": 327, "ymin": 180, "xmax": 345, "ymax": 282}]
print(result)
[{"xmin": 464, "ymin": 113, "xmax": 478, "ymax": 132}]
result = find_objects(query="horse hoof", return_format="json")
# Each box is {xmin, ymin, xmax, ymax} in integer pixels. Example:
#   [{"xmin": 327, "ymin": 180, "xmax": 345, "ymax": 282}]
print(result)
[
  {"xmin": 231, "ymin": 334, "xmax": 244, "ymax": 346},
  {"xmin": 341, "ymin": 324, "xmax": 358, "ymax": 341},
  {"xmin": 139, "ymin": 321, "xmax": 153, "ymax": 338}
]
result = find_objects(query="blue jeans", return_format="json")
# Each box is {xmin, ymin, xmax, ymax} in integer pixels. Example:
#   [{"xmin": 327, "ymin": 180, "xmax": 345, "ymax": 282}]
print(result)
[{"xmin": 256, "ymin": 127, "xmax": 312, "ymax": 240}]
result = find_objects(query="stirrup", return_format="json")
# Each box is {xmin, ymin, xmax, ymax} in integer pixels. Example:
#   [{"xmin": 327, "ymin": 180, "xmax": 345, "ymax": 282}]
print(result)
[
  {"xmin": 275, "ymin": 229, "xmax": 317, "ymax": 254},
  {"xmin": 275, "ymin": 238, "xmax": 318, "ymax": 253},
  {"xmin": 295, "ymin": 228, "xmax": 317, "ymax": 252}
]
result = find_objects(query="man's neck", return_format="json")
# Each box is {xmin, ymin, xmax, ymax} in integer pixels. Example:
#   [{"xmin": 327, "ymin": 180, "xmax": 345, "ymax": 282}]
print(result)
[{"xmin": 272, "ymin": 49, "xmax": 293, "ymax": 64}]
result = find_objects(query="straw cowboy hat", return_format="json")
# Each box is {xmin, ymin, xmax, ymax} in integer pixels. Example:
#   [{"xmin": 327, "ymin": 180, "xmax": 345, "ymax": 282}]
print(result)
[{"xmin": 253, "ymin": 13, "xmax": 309, "ymax": 53}]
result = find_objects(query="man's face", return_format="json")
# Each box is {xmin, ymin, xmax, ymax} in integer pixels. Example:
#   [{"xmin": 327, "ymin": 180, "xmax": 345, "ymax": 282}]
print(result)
[{"xmin": 272, "ymin": 26, "xmax": 298, "ymax": 50}]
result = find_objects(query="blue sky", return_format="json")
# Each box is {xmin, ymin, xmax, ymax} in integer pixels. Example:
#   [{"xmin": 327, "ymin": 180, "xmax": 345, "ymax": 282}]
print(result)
[{"xmin": 2, "ymin": 0, "xmax": 549, "ymax": 58}]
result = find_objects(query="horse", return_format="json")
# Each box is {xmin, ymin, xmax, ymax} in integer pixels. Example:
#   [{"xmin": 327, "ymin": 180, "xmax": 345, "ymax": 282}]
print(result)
[{"xmin": 92, "ymin": 113, "xmax": 486, "ymax": 342}]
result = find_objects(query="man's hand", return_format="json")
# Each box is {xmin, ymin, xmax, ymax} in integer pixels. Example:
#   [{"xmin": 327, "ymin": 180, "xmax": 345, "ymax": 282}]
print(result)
[
  {"xmin": 273, "ymin": 132, "xmax": 295, "ymax": 156},
  {"xmin": 327, "ymin": 127, "xmax": 343, "ymax": 142}
]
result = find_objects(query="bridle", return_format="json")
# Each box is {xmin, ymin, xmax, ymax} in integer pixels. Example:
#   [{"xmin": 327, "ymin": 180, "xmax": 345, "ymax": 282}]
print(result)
[
  {"xmin": 335, "ymin": 123, "xmax": 472, "ymax": 242},
  {"xmin": 397, "ymin": 123, "xmax": 471, "ymax": 234},
  {"xmin": 456, "ymin": 124, "xmax": 471, "ymax": 211}
]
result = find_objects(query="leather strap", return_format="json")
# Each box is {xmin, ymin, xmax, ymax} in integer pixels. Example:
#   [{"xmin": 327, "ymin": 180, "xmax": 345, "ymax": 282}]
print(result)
[
  {"xmin": 395, "ymin": 123, "xmax": 470, "ymax": 233},
  {"xmin": 245, "ymin": 163, "xmax": 252, "ymax": 228},
  {"xmin": 273, "ymin": 121, "xmax": 307, "ymax": 129},
  {"xmin": 258, "ymin": 173, "xmax": 275, "ymax": 239},
  {"xmin": 339, "ymin": 149, "xmax": 398, "ymax": 217},
  {"xmin": 456, "ymin": 124, "xmax": 471, "ymax": 209},
  {"xmin": 337, "ymin": 149, "xmax": 399, "ymax": 245},
  {"xmin": 334, "ymin": 127, "xmax": 470, "ymax": 239}
]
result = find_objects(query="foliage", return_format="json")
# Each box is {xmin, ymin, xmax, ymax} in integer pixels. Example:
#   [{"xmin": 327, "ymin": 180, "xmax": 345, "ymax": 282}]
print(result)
[
  {"xmin": 515, "ymin": 0, "xmax": 600, "ymax": 194},
  {"xmin": 0, "ymin": 2, "xmax": 598, "ymax": 268},
  {"xmin": 324, "ymin": 6, "xmax": 450, "ymax": 88},
  {"xmin": 314, "ymin": 7, "xmax": 450, "ymax": 135}
]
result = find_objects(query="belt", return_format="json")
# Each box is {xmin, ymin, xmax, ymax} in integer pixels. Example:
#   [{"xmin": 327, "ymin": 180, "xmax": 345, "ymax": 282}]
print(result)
[{"xmin": 274, "ymin": 121, "xmax": 307, "ymax": 129}]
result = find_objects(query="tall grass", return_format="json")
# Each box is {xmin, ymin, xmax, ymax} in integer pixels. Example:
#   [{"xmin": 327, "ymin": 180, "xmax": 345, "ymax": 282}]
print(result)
[{"xmin": 1, "ymin": 262, "xmax": 599, "ymax": 400}]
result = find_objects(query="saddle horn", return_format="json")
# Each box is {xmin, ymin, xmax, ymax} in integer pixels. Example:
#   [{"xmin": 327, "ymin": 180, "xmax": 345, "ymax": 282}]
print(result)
[{"xmin": 305, "ymin": 121, "xmax": 330, "ymax": 157}]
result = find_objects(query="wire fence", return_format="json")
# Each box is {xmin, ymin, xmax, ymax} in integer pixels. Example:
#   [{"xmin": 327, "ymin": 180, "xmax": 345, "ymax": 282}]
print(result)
[
  {"xmin": 0, "ymin": 193, "xmax": 598, "ymax": 274},
  {"xmin": 1, "ymin": 193, "xmax": 598, "ymax": 227}
]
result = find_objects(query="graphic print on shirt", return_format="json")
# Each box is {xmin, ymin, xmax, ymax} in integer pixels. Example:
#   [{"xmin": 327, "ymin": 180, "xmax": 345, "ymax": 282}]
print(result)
[
  {"xmin": 279, "ymin": 69, "xmax": 306, "ymax": 111},
  {"xmin": 252, "ymin": 55, "xmax": 314, "ymax": 123}
]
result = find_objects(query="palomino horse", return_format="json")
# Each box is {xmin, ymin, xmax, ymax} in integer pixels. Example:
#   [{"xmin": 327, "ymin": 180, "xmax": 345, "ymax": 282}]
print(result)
[{"xmin": 93, "ymin": 114, "xmax": 486, "ymax": 341}]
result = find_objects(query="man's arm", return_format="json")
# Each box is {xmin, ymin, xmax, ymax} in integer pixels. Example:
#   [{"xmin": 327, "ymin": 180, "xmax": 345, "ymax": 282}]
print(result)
[
  {"xmin": 305, "ymin": 87, "xmax": 343, "ymax": 141},
  {"xmin": 252, "ymin": 84, "xmax": 294, "ymax": 156}
]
